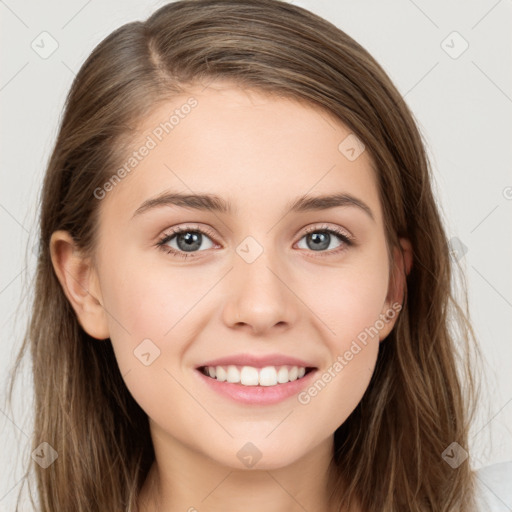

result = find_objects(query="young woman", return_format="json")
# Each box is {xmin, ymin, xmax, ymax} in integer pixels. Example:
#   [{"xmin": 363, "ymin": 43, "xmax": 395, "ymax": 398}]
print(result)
[{"xmin": 7, "ymin": 0, "xmax": 489, "ymax": 510}]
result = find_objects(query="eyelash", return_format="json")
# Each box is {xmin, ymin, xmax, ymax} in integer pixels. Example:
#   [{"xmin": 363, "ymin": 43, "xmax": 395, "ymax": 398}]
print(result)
[{"xmin": 156, "ymin": 224, "xmax": 354, "ymax": 260}]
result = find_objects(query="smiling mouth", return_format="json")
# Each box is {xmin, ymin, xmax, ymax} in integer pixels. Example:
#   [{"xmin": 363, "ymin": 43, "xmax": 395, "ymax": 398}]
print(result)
[{"xmin": 198, "ymin": 364, "xmax": 316, "ymax": 387}]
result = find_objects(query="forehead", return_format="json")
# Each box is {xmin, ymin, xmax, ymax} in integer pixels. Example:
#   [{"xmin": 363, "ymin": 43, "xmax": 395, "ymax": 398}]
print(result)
[{"xmin": 99, "ymin": 82, "xmax": 382, "ymax": 224}]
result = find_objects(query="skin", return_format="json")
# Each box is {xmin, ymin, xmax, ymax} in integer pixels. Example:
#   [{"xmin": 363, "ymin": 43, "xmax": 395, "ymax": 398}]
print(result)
[{"xmin": 50, "ymin": 81, "xmax": 412, "ymax": 512}]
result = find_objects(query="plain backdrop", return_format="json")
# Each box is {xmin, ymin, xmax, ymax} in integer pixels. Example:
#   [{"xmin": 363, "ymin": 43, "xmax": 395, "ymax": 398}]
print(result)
[{"xmin": 1, "ymin": 0, "xmax": 511, "ymax": 509}]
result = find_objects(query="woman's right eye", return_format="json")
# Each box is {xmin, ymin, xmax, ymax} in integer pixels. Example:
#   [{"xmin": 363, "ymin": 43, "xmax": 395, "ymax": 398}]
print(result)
[{"xmin": 156, "ymin": 227, "xmax": 216, "ymax": 259}]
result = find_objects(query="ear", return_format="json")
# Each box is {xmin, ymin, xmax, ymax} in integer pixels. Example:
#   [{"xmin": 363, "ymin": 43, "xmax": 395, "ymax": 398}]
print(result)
[
  {"xmin": 379, "ymin": 237, "xmax": 413, "ymax": 341},
  {"xmin": 49, "ymin": 230, "xmax": 110, "ymax": 340}
]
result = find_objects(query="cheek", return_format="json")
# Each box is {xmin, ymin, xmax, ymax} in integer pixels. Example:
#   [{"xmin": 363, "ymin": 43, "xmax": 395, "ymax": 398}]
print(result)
[
  {"xmin": 99, "ymin": 254, "xmax": 213, "ymax": 373},
  {"xmin": 305, "ymin": 251, "xmax": 390, "ymax": 345},
  {"xmin": 298, "ymin": 285, "xmax": 383, "ymax": 438},
  {"xmin": 296, "ymin": 250, "xmax": 389, "ymax": 426},
  {"xmin": 98, "ymin": 259, "xmax": 210, "ymax": 420}
]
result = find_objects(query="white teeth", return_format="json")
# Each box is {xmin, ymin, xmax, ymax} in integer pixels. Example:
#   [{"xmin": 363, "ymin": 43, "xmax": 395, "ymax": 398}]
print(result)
[
  {"xmin": 216, "ymin": 366, "xmax": 227, "ymax": 382},
  {"xmin": 259, "ymin": 366, "xmax": 277, "ymax": 386},
  {"xmin": 226, "ymin": 365, "xmax": 241, "ymax": 383},
  {"xmin": 277, "ymin": 366, "xmax": 289, "ymax": 383},
  {"xmin": 202, "ymin": 364, "xmax": 310, "ymax": 387},
  {"xmin": 240, "ymin": 366, "xmax": 259, "ymax": 386}
]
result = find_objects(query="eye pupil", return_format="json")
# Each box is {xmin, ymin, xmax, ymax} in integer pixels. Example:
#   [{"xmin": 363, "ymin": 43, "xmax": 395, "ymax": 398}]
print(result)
[
  {"xmin": 308, "ymin": 232, "xmax": 330, "ymax": 251},
  {"xmin": 178, "ymin": 232, "xmax": 202, "ymax": 251}
]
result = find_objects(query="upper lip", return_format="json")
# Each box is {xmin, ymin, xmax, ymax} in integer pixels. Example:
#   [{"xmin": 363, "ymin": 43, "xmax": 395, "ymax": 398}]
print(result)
[{"xmin": 197, "ymin": 353, "xmax": 317, "ymax": 369}]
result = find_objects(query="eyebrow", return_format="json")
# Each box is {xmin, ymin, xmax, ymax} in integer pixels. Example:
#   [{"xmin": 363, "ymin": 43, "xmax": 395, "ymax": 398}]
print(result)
[{"xmin": 131, "ymin": 191, "xmax": 375, "ymax": 221}]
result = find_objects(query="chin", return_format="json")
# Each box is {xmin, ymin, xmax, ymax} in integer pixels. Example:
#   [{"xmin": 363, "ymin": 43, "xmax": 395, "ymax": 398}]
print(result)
[{"xmin": 210, "ymin": 436, "xmax": 315, "ymax": 472}]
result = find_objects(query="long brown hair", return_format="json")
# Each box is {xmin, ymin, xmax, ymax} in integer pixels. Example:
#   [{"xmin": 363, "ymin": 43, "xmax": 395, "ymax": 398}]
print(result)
[{"xmin": 6, "ymin": 0, "xmax": 480, "ymax": 510}]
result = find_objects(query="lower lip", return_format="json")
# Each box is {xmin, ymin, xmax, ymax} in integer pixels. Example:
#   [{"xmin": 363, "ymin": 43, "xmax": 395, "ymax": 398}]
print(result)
[{"xmin": 195, "ymin": 368, "xmax": 318, "ymax": 405}]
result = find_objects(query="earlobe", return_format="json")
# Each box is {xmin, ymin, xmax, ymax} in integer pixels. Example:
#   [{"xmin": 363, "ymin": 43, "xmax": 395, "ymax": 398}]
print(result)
[
  {"xmin": 379, "ymin": 237, "xmax": 413, "ymax": 341},
  {"xmin": 49, "ymin": 230, "xmax": 110, "ymax": 340},
  {"xmin": 387, "ymin": 237, "xmax": 413, "ymax": 306},
  {"xmin": 400, "ymin": 237, "xmax": 413, "ymax": 277}
]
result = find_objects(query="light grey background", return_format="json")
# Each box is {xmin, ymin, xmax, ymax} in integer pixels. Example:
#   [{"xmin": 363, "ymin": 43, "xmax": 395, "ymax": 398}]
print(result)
[{"xmin": 1, "ymin": 0, "xmax": 511, "ymax": 509}]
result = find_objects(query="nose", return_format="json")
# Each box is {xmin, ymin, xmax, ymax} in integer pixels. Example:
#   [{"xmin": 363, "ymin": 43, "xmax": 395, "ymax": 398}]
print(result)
[{"xmin": 221, "ymin": 244, "xmax": 299, "ymax": 335}]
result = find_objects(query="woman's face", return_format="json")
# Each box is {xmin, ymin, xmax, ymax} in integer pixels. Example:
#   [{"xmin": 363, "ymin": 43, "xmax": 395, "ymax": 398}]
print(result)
[{"xmin": 73, "ymin": 82, "xmax": 403, "ymax": 470}]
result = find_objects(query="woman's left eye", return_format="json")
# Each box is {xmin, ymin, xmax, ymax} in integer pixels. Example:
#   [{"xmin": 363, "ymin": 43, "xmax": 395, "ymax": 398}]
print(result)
[
  {"xmin": 296, "ymin": 225, "xmax": 353, "ymax": 255},
  {"xmin": 156, "ymin": 224, "xmax": 353, "ymax": 260}
]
